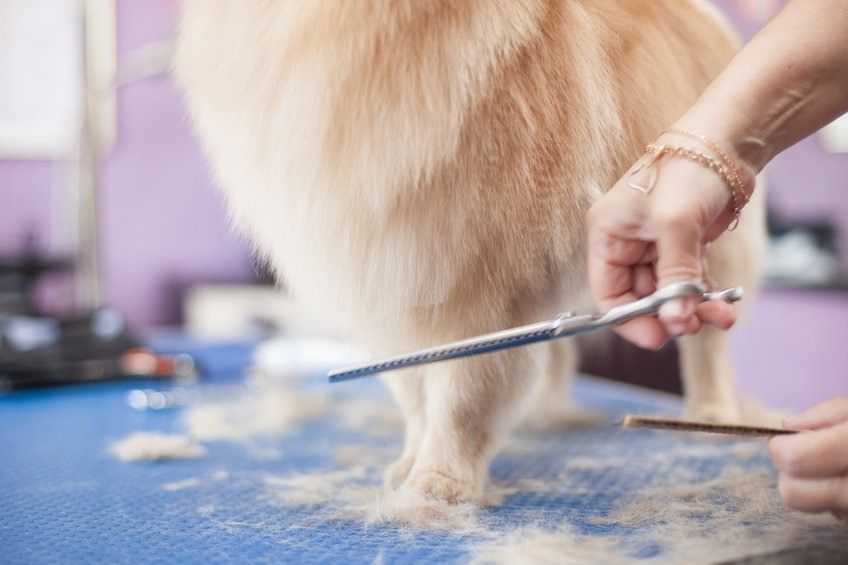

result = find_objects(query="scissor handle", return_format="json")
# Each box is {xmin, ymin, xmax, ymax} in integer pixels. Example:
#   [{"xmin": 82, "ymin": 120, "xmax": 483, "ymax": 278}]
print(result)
[{"xmin": 598, "ymin": 282, "xmax": 743, "ymax": 327}]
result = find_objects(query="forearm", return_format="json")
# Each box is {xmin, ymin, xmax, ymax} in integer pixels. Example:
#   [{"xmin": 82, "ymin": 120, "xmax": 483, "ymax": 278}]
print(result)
[{"xmin": 677, "ymin": 0, "xmax": 848, "ymax": 173}]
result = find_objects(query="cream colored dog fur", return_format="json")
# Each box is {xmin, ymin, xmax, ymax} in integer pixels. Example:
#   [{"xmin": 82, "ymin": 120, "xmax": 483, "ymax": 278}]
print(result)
[{"xmin": 175, "ymin": 0, "xmax": 766, "ymax": 504}]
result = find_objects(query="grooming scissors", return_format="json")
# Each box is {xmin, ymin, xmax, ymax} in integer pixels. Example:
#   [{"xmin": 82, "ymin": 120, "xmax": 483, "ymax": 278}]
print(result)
[{"xmin": 328, "ymin": 282, "xmax": 742, "ymax": 383}]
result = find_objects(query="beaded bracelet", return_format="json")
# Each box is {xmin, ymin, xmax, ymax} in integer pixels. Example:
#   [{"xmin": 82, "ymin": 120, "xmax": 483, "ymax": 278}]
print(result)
[
  {"xmin": 629, "ymin": 143, "xmax": 743, "ymax": 230},
  {"xmin": 663, "ymin": 127, "xmax": 753, "ymax": 206}
]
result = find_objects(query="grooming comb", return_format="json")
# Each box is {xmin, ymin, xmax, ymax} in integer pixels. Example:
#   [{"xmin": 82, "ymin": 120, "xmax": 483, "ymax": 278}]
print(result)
[
  {"xmin": 620, "ymin": 415, "xmax": 798, "ymax": 437},
  {"xmin": 328, "ymin": 281, "xmax": 742, "ymax": 383}
]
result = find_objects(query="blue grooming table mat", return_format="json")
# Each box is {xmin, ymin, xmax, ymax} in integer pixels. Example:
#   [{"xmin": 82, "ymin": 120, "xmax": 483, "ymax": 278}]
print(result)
[{"xmin": 0, "ymin": 337, "xmax": 843, "ymax": 563}]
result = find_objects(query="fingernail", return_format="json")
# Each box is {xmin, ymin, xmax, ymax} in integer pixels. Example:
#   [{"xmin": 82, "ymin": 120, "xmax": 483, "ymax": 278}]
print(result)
[
  {"xmin": 665, "ymin": 323, "xmax": 684, "ymax": 338},
  {"xmin": 659, "ymin": 300, "xmax": 683, "ymax": 320},
  {"xmin": 782, "ymin": 416, "xmax": 800, "ymax": 429},
  {"xmin": 643, "ymin": 337, "xmax": 667, "ymax": 351}
]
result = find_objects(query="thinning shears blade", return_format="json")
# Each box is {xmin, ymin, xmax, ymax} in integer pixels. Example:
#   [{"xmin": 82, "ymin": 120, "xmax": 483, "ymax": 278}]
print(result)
[{"xmin": 328, "ymin": 282, "xmax": 743, "ymax": 383}]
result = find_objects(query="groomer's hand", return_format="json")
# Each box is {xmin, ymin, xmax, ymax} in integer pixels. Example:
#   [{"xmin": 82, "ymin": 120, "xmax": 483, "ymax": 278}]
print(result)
[
  {"xmin": 768, "ymin": 397, "xmax": 848, "ymax": 519},
  {"xmin": 586, "ymin": 152, "xmax": 738, "ymax": 349}
]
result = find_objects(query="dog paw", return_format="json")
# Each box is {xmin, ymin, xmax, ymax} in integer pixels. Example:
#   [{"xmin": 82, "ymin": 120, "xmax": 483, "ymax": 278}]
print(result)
[
  {"xmin": 383, "ymin": 456, "xmax": 415, "ymax": 490},
  {"xmin": 403, "ymin": 470, "xmax": 481, "ymax": 504}
]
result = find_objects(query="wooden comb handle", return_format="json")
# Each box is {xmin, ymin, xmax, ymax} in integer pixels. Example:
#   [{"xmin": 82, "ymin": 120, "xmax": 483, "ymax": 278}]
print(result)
[{"xmin": 621, "ymin": 414, "xmax": 798, "ymax": 437}]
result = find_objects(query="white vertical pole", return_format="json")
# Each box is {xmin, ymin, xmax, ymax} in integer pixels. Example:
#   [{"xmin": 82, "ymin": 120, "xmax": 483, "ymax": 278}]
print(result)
[{"xmin": 74, "ymin": 0, "xmax": 116, "ymax": 310}]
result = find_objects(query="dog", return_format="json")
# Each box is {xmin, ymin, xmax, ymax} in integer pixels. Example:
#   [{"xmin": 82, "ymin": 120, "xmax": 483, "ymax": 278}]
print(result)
[{"xmin": 174, "ymin": 0, "xmax": 766, "ymax": 504}]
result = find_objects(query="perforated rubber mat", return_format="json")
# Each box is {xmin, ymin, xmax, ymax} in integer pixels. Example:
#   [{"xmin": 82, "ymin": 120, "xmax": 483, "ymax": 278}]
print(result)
[{"xmin": 1, "ymin": 338, "xmax": 845, "ymax": 563}]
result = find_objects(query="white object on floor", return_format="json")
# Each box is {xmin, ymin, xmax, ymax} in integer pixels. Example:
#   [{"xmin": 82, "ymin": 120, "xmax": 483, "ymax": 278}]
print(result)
[
  {"xmin": 182, "ymin": 386, "xmax": 327, "ymax": 442},
  {"xmin": 161, "ymin": 478, "xmax": 202, "ymax": 491},
  {"xmin": 184, "ymin": 284, "xmax": 319, "ymax": 339},
  {"xmin": 253, "ymin": 336, "xmax": 369, "ymax": 383},
  {"xmin": 109, "ymin": 432, "xmax": 207, "ymax": 462}
]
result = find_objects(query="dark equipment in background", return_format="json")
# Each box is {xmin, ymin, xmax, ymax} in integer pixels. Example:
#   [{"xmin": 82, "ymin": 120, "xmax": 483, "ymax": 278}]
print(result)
[{"xmin": 0, "ymin": 237, "xmax": 194, "ymax": 391}]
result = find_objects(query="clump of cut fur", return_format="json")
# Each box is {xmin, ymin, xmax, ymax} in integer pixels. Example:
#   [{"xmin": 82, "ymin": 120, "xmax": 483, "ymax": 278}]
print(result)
[
  {"xmin": 471, "ymin": 467, "xmax": 848, "ymax": 563},
  {"xmin": 182, "ymin": 386, "xmax": 327, "ymax": 442},
  {"xmin": 471, "ymin": 526, "xmax": 635, "ymax": 565},
  {"xmin": 260, "ymin": 438, "xmax": 846, "ymax": 561},
  {"xmin": 110, "ymin": 432, "xmax": 207, "ymax": 462},
  {"xmin": 161, "ymin": 478, "xmax": 203, "ymax": 491},
  {"xmin": 263, "ymin": 465, "xmax": 545, "ymax": 536}
]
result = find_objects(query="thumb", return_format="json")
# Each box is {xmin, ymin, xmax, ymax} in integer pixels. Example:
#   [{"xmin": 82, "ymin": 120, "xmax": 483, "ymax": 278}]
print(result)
[
  {"xmin": 784, "ymin": 397, "xmax": 848, "ymax": 431},
  {"xmin": 654, "ymin": 215, "xmax": 704, "ymax": 329}
]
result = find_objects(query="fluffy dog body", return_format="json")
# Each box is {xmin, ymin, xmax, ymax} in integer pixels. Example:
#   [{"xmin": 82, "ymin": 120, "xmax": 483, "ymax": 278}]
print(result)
[{"xmin": 176, "ymin": 0, "xmax": 766, "ymax": 502}]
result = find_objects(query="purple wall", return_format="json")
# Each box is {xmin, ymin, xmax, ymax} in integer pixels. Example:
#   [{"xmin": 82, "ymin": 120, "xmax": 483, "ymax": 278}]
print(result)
[
  {"xmin": 0, "ymin": 162, "xmax": 53, "ymax": 253},
  {"xmin": 0, "ymin": 0, "xmax": 256, "ymax": 326},
  {"xmin": 99, "ymin": 0, "xmax": 255, "ymax": 326},
  {"xmin": 730, "ymin": 290, "xmax": 848, "ymax": 411}
]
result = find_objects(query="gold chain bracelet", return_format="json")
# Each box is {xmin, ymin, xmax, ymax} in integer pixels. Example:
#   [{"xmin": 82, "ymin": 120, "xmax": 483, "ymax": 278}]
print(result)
[
  {"xmin": 663, "ymin": 128, "xmax": 753, "ymax": 207},
  {"xmin": 640, "ymin": 143, "xmax": 743, "ymax": 230}
]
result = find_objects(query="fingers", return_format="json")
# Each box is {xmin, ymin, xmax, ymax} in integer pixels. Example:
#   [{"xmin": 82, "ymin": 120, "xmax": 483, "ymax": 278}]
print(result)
[
  {"xmin": 587, "ymin": 158, "xmax": 732, "ymax": 347},
  {"xmin": 644, "ymin": 157, "xmax": 733, "ymax": 336},
  {"xmin": 768, "ymin": 422, "xmax": 848, "ymax": 478},
  {"xmin": 674, "ymin": 315, "xmax": 702, "ymax": 336},
  {"xmin": 784, "ymin": 396, "xmax": 848, "ymax": 431},
  {"xmin": 614, "ymin": 317, "xmax": 668, "ymax": 350},
  {"xmin": 587, "ymin": 194, "xmax": 670, "ymax": 349},
  {"xmin": 586, "ymin": 192, "xmax": 651, "ymax": 311},
  {"xmin": 769, "ymin": 413, "xmax": 848, "ymax": 515},
  {"xmin": 632, "ymin": 264, "xmax": 657, "ymax": 297},
  {"xmin": 777, "ymin": 475, "xmax": 848, "ymax": 513},
  {"xmin": 695, "ymin": 300, "xmax": 736, "ymax": 330},
  {"xmin": 653, "ymin": 211, "xmax": 704, "ymax": 335}
]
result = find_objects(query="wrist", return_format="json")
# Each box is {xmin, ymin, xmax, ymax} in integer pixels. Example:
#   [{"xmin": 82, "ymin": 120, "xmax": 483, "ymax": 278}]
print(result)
[{"xmin": 674, "ymin": 95, "xmax": 777, "ymax": 175}]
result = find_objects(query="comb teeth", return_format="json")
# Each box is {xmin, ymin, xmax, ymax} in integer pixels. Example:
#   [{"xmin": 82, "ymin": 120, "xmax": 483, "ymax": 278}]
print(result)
[{"xmin": 620, "ymin": 415, "xmax": 797, "ymax": 437}]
